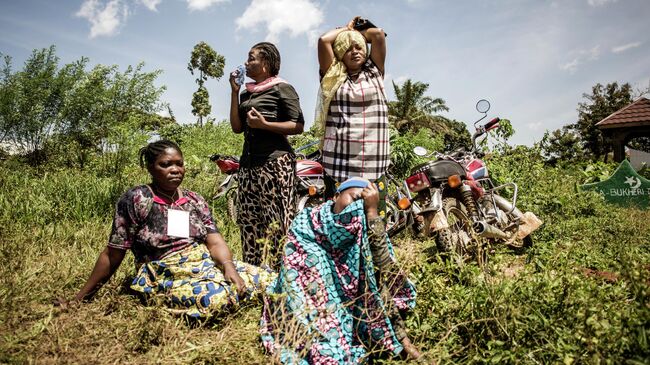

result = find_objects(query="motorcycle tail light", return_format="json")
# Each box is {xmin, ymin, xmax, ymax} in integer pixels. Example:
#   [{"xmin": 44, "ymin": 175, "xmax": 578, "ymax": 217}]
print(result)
[
  {"xmin": 397, "ymin": 197, "xmax": 411, "ymax": 210},
  {"xmin": 406, "ymin": 172, "xmax": 431, "ymax": 193},
  {"xmin": 447, "ymin": 174, "xmax": 462, "ymax": 188},
  {"xmin": 216, "ymin": 159, "xmax": 239, "ymax": 174}
]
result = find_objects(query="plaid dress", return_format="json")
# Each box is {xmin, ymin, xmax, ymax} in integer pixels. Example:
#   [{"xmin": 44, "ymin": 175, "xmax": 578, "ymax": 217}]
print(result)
[{"xmin": 322, "ymin": 60, "xmax": 390, "ymax": 182}]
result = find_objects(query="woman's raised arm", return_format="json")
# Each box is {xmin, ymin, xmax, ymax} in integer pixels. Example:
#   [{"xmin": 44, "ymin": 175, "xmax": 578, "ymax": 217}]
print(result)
[
  {"xmin": 362, "ymin": 27, "xmax": 387, "ymax": 76},
  {"xmin": 317, "ymin": 17, "xmax": 358, "ymax": 75}
]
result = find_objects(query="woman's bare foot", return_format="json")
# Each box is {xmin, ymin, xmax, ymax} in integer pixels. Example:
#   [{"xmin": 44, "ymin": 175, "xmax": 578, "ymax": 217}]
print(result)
[{"xmin": 401, "ymin": 337, "xmax": 422, "ymax": 360}]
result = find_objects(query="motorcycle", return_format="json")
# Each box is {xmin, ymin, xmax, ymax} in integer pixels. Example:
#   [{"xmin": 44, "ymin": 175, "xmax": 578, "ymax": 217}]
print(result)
[
  {"xmin": 384, "ymin": 167, "xmax": 424, "ymax": 238},
  {"xmin": 398, "ymin": 100, "xmax": 541, "ymax": 258},
  {"xmin": 210, "ymin": 141, "xmax": 325, "ymax": 222}
]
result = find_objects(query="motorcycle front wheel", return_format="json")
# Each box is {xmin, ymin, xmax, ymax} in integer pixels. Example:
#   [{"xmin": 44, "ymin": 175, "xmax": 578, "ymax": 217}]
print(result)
[
  {"xmin": 385, "ymin": 197, "xmax": 402, "ymax": 237},
  {"xmin": 434, "ymin": 197, "xmax": 473, "ymax": 257}
]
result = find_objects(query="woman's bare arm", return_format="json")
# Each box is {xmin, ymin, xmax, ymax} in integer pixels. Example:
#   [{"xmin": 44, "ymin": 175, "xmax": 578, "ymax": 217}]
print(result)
[
  {"xmin": 205, "ymin": 233, "xmax": 246, "ymax": 296},
  {"xmin": 71, "ymin": 247, "xmax": 126, "ymax": 302}
]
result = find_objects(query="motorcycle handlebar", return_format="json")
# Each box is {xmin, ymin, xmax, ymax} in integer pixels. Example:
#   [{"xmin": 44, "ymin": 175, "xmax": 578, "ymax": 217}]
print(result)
[
  {"xmin": 471, "ymin": 116, "xmax": 500, "ymax": 153},
  {"xmin": 485, "ymin": 117, "xmax": 500, "ymax": 130}
]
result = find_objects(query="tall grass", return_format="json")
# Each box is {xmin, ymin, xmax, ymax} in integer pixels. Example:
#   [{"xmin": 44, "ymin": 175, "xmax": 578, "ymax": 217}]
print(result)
[{"xmin": 0, "ymin": 128, "xmax": 649, "ymax": 363}]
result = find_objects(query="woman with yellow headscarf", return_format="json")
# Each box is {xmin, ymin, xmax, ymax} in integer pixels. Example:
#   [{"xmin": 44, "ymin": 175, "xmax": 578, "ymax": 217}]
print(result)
[
  {"xmin": 316, "ymin": 16, "xmax": 391, "ymax": 221},
  {"xmin": 312, "ymin": 17, "xmax": 424, "ymax": 362}
]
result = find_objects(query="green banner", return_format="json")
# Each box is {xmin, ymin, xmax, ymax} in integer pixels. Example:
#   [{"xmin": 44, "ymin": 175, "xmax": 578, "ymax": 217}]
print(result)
[{"xmin": 581, "ymin": 160, "xmax": 650, "ymax": 209}]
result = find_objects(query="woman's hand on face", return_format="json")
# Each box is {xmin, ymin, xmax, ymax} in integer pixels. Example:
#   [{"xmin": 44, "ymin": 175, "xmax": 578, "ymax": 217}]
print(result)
[
  {"xmin": 246, "ymin": 107, "xmax": 267, "ymax": 129},
  {"xmin": 223, "ymin": 264, "xmax": 247, "ymax": 298},
  {"xmin": 361, "ymin": 183, "xmax": 380, "ymax": 216},
  {"xmin": 229, "ymin": 70, "xmax": 241, "ymax": 93}
]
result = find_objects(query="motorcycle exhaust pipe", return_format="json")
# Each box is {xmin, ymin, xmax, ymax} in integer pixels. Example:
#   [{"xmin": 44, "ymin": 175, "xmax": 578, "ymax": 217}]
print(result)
[{"xmin": 473, "ymin": 220, "xmax": 510, "ymax": 240}]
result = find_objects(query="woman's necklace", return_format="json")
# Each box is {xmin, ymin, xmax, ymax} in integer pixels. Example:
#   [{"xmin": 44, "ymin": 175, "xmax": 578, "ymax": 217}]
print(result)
[
  {"xmin": 348, "ymin": 71, "xmax": 360, "ymax": 82},
  {"xmin": 153, "ymin": 186, "xmax": 178, "ymax": 203}
]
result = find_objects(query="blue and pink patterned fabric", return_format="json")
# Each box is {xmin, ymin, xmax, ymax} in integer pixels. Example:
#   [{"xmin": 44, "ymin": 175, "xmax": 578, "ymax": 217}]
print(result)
[{"xmin": 260, "ymin": 199, "xmax": 416, "ymax": 364}]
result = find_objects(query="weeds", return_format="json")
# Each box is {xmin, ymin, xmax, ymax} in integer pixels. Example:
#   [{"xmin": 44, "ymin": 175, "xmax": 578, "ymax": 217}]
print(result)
[{"xmin": 1, "ymin": 136, "xmax": 649, "ymax": 363}]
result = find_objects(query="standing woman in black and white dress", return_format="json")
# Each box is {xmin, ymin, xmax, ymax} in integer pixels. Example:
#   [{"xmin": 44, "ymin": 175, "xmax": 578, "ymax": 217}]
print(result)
[
  {"xmin": 316, "ymin": 16, "xmax": 390, "ymax": 220},
  {"xmin": 228, "ymin": 42, "xmax": 305, "ymax": 268}
]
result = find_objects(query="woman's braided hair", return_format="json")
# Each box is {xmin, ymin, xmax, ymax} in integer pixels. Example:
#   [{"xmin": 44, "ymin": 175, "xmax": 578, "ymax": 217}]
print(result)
[
  {"xmin": 252, "ymin": 42, "xmax": 281, "ymax": 76},
  {"xmin": 139, "ymin": 140, "xmax": 182, "ymax": 168}
]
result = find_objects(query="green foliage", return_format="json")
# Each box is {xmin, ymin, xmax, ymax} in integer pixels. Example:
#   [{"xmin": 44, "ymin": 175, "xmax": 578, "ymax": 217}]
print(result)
[
  {"xmin": 478, "ymin": 118, "xmax": 515, "ymax": 153},
  {"xmin": 188, "ymin": 42, "xmax": 225, "ymax": 126},
  {"xmin": 388, "ymin": 79, "xmax": 450, "ymax": 134},
  {"xmin": 191, "ymin": 85, "xmax": 211, "ymax": 120},
  {"xmin": 0, "ymin": 54, "xmax": 14, "ymax": 145},
  {"xmin": 0, "ymin": 46, "xmax": 166, "ymax": 169},
  {"xmin": 0, "ymin": 46, "xmax": 63, "ymax": 161},
  {"xmin": 442, "ymin": 119, "xmax": 472, "ymax": 152},
  {"xmin": 572, "ymin": 82, "xmax": 633, "ymax": 161},
  {"xmin": 1, "ymin": 126, "xmax": 649, "ymax": 364},
  {"xmin": 628, "ymin": 136, "xmax": 650, "ymax": 153},
  {"xmin": 580, "ymin": 161, "xmax": 617, "ymax": 184},
  {"xmin": 390, "ymin": 128, "xmax": 444, "ymax": 177},
  {"xmin": 539, "ymin": 125, "xmax": 586, "ymax": 165}
]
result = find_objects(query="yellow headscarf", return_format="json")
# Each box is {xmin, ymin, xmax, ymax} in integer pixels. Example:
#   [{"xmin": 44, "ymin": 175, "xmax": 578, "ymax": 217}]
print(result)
[{"xmin": 315, "ymin": 30, "xmax": 368, "ymax": 136}]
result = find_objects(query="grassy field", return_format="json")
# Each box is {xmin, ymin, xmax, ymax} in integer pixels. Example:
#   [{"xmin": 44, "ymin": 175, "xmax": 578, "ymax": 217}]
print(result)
[{"xmin": 1, "ymin": 141, "xmax": 649, "ymax": 364}]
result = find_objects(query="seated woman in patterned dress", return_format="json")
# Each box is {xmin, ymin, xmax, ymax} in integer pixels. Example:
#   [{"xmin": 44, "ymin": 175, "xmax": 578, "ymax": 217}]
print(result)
[
  {"xmin": 260, "ymin": 178, "xmax": 423, "ymax": 363},
  {"xmin": 60, "ymin": 140, "xmax": 274, "ymax": 318}
]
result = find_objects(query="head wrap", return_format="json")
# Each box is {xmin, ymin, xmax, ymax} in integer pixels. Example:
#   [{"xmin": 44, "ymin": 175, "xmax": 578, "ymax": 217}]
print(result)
[
  {"xmin": 315, "ymin": 30, "xmax": 368, "ymax": 136},
  {"xmin": 336, "ymin": 177, "xmax": 371, "ymax": 193}
]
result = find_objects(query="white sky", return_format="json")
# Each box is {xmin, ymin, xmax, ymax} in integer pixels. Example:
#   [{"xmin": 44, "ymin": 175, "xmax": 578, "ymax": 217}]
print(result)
[{"xmin": 1, "ymin": 0, "xmax": 649, "ymax": 146}]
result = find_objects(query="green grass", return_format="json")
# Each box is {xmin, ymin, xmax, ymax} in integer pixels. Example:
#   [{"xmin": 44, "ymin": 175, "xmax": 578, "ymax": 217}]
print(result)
[{"xmin": 1, "ymin": 135, "xmax": 649, "ymax": 364}]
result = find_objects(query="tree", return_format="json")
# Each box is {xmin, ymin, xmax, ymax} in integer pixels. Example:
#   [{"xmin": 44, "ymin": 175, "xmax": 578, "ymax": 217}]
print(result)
[
  {"xmin": 0, "ymin": 46, "xmax": 166, "ymax": 168},
  {"xmin": 0, "ymin": 54, "xmax": 16, "ymax": 146},
  {"xmin": 539, "ymin": 126, "xmax": 585, "ymax": 165},
  {"xmin": 442, "ymin": 119, "xmax": 472, "ymax": 152},
  {"xmin": 188, "ymin": 42, "xmax": 225, "ymax": 126},
  {"xmin": 628, "ymin": 137, "xmax": 650, "ymax": 153},
  {"xmin": 388, "ymin": 79, "xmax": 449, "ymax": 134},
  {"xmin": 0, "ymin": 46, "xmax": 70, "ymax": 162},
  {"xmin": 58, "ymin": 62, "xmax": 166, "ymax": 169},
  {"xmin": 572, "ymin": 82, "xmax": 633, "ymax": 161}
]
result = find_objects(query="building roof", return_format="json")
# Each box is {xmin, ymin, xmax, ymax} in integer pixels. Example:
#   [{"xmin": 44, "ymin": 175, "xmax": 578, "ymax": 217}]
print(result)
[{"xmin": 596, "ymin": 97, "xmax": 650, "ymax": 129}]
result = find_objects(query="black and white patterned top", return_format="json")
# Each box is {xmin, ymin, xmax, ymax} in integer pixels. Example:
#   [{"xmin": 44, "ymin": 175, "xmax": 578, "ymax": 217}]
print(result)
[{"xmin": 322, "ymin": 60, "xmax": 390, "ymax": 182}]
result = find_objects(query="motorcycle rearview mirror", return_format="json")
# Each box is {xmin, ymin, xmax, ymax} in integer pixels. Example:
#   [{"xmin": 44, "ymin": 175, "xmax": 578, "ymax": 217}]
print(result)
[
  {"xmin": 413, "ymin": 146, "xmax": 428, "ymax": 156},
  {"xmin": 476, "ymin": 99, "xmax": 490, "ymax": 114},
  {"xmin": 474, "ymin": 99, "xmax": 491, "ymax": 129}
]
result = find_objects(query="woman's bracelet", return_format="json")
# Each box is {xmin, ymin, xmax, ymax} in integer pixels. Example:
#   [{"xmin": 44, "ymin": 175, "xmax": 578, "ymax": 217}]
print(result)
[{"xmin": 220, "ymin": 260, "xmax": 235, "ymax": 267}]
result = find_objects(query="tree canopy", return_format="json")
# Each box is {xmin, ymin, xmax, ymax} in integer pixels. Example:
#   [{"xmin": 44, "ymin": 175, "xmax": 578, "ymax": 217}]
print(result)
[
  {"xmin": 572, "ymin": 82, "xmax": 633, "ymax": 161},
  {"xmin": 0, "ymin": 46, "xmax": 167, "ymax": 168},
  {"xmin": 188, "ymin": 42, "xmax": 225, "ymax": 126},
  {"xmin": 388, "ymin": 79, "xmax": 450, "ymax": 135}
]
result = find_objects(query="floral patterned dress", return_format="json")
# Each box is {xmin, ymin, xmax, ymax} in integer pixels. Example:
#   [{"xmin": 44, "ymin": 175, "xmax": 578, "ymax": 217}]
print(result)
[{"xmin": 108, "ymin": 185, "xmax": 275, "ymax": 317}]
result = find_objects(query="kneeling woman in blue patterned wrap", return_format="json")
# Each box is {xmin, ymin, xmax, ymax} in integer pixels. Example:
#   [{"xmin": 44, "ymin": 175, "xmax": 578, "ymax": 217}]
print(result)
[
  {"xmin": 260, "ymin": 178, "xmax": 423, "ymax": 363},
  {"xmin": 61, "ymin": 140, "xmax": 275, "ymax": 318}
]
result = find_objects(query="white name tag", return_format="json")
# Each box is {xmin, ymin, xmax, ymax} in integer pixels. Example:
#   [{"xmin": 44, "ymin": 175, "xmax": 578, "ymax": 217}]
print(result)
[{"xmin": 167, "ymin": 209, "xmax": 190, "ymax": 238}]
